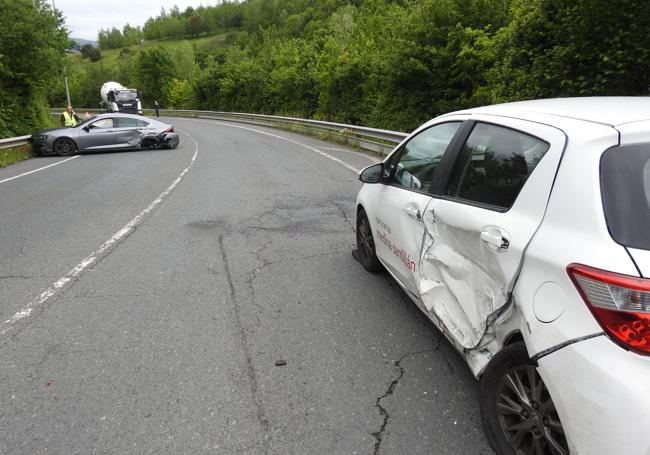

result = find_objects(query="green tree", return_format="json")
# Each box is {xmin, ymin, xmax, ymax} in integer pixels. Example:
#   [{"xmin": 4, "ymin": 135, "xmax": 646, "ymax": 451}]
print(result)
[
  {"xmin": 135, "ymin": 47, "xmax": 178, "ymax": 105},
  {"xmin": 169, "ymin": 42, "xmax": 198, "ymax": 82},
  {"xmin": 488, "ymin": 0, "xmax": 650, "ymax": 101},
  {"xmin": 187, "ymin": 15, "xmax": 205, "ymax": 37},
  {"xmin": 0, "ymin": 0, "xmax": 71, "ymax": 136},
  {"xmin": 164, "ymin": 79, "xmax": 195, "ymax": 108},
  {"xmin": 98, "ymin": 27, "xmax": 124, "ymax": 50},
  {"xmin": 80, "ymin": 43, "xmax": 102, "ymax": 62},
  {"xmin": 117, "ymin": 48, "xmax": 138, "ymax": 86},
  {"xmin": 268, "ymin": 39, "xmax": 318, "ymax": 117},
  {"xmin": 122, "ymin": 24, "xmax": 143, "ymax": 46}
]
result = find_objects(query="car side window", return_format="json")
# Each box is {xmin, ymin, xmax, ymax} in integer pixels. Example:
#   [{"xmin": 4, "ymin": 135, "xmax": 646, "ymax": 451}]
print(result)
[
  {"xmin": 389, "ymin": 122, "xmax": 461, "ymax": 192},
  {"xmin": 116, "ymin": 117, "xmax": 139, "ymax": 128},
  {"xmin": 91, "ymin": 118, "xmax": 114, "ymax": 129},
  {"xmin": 445, "ymin": 123, "xmax": 550, "ymax": 209},
  {"xmin": 135, "ymin": 119, "xmax": 149, "ymax": 127}
]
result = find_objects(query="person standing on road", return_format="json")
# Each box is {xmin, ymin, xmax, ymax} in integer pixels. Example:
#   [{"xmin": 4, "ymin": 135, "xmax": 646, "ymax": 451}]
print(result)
[
  {"xmin": 154, "ymin": 100, "xmax": 160, "ymax": 118},
  {"xmin": 60, "ymin": 105, "xmax": 80, "ymax": 127}
]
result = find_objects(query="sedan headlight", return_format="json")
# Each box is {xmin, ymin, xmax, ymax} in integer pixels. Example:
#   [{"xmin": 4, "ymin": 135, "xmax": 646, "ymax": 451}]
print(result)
[{"xmin": 33, "ymin": 135, "xmax": 49, "ymax": 141}]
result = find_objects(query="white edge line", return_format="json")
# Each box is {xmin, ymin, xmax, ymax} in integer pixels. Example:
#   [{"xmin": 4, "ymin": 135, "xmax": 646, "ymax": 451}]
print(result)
[
  {"xmin": 0, "ymin": 156, "xmax": 79, "ymax": 184},
  {"xmin": 193, "ymin": 119, "xmax": 362, "ymax": 174},
  {"xmin": 1, "ymin": 131, "xmax": 199, "ymax": 334}
]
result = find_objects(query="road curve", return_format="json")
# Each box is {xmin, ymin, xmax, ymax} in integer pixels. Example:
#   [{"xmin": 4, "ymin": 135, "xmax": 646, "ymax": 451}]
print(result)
[{"xmin": 0, "ymin": 118, "xmax": 493, "ymax": 454}]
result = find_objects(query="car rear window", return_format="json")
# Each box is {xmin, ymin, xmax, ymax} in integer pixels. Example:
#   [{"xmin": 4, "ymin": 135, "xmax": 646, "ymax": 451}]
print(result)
[{"xmin": 601, "ymin": 144, "xmax": 650, "ymax": 250}]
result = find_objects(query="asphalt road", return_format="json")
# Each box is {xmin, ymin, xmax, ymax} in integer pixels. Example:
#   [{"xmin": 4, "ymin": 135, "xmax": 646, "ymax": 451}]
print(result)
[{"xmin": 0, "ymin": 118, "xmax": 494, "ymax": 454}]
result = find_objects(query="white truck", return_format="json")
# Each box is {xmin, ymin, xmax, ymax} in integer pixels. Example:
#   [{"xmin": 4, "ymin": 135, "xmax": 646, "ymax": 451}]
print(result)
[{"xmin": 100, "ymin": 81, "xmax": 143, "ymax": 115}]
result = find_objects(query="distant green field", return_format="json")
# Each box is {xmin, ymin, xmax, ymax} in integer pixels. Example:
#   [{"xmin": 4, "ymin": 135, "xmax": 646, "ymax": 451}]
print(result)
[{"xmin": 98, "ymin": 33, "xmax": 229, "ymax": 66}]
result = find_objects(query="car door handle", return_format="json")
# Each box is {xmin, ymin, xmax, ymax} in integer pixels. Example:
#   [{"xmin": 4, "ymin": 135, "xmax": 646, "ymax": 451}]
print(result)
[
  {"xmin": 480, "ymin": 231, "xmax": 510, "ymax": 250},
  {"xmin": 405, "ymin": 206, "xmax": 422, "ymax": 221}
]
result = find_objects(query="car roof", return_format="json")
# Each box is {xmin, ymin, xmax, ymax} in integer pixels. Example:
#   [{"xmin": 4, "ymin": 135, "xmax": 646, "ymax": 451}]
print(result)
[
  {"xmin": 97, "ymin": 113, "xmax": 149, "ymax": 119},
  {"xmin": 450, "ymin": 97, "xmax": 650, "ymax": 127},
  {"xmin": 94, "ymin": 113, "xmax": 168, "ymax": 124}
]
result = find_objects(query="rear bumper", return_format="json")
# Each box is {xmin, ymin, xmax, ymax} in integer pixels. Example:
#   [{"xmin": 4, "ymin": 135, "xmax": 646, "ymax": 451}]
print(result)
[{"xmin": 537, "ymin": 335, "xmax": 650, "ymax": 454}]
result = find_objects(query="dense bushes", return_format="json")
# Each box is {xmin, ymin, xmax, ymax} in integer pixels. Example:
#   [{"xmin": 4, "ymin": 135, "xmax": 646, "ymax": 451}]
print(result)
[
  {"xmin": 0, "ymin": 0, "xmax": 70, "ymax": 137},
  {"xmin": 61, "ymin": 0, "xmax": 650, "ymax": 133}
]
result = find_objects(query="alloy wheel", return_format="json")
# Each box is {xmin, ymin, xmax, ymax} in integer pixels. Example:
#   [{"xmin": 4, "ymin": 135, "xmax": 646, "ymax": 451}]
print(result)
[
  {"xmin": 356, "ymin": 215, "xmax": 373, "ymax": 262},
  {"xmin": 496, "ymin": 365, "xmax": 569, "ymax": 455}
]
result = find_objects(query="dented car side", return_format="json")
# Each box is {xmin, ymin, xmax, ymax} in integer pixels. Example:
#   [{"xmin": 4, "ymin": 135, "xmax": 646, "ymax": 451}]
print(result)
[
  {"xmin": 361, "ymin": 114, "xmax": 568, "ymax": 376},
  {"xmin": 355, "ymin": 98, "xmax": 650, "ymax": 455}
]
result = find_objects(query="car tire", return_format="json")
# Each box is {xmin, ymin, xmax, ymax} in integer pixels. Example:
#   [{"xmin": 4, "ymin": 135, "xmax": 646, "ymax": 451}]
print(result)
[
  {"xmin": 53, "ymin": 138, "xmax": 77, "ymax": 156},
  {"xmin": 479, "ymin": 342, "xmax": 569, "ymax": 455},
  {"xmin": 355, "ymin": 208, "xmax": 381, "ymax": 273}
]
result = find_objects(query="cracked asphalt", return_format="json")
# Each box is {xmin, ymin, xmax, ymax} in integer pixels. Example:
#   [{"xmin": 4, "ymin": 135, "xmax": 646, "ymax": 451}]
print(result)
[{"xmin": 0, "ymin": 118, "xmax": 494, "ymax": 454}]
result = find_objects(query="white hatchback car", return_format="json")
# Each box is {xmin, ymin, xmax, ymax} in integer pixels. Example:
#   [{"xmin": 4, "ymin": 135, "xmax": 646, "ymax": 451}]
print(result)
[{"xmin": 355, "ymin": 97, "xmax": 650, "ymax": 455}]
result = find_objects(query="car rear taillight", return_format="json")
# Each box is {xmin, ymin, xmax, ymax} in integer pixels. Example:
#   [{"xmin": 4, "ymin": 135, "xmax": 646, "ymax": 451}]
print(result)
[
  {"xmin": 165, "ymin": 126, "xmax": 174, "ymax": 133},
  {"xmin": 568, "ymin": 263, "xmax": 650, "ymax": 355}
]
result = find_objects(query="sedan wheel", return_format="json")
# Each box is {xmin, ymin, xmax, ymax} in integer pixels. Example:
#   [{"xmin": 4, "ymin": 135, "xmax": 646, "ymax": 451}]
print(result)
[
  {"xmin": 54, "ymin": 138, "xmax": 77, "ymax": 156},
  {"xmin": 480, "ymin": 343, "xmax": 569, "ymax": 455},
  {"xmin": 355, "ymin": 209, "xmax": 381, "ymax": 272}
]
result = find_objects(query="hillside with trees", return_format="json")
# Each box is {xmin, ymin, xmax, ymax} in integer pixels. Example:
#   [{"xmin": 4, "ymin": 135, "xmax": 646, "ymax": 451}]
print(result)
[
  {"xmin": 0, "ymin": 0, "xmax": 71, "ymax": 137},
  {"xmin": 30, "ymin": 0, "xmax": 650, "ymax": 135}
]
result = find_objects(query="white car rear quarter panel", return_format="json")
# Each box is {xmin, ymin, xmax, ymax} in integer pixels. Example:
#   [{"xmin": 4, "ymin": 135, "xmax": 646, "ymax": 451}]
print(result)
[
  {"xmin": 626, "ymin": 248, "xmax": 650, "ymax": 276},
  {"xmin": 537, "ymin": 335, "xmax": 650, "ymax": 455},
  {"xmin": 516, "ymin": 120, "xmax": 638, "ymax": 356}
]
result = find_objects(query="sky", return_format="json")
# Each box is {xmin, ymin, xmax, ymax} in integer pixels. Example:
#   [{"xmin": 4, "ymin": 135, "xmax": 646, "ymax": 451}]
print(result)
[{"xmin": 52, "ymin": 0, "xmax": 216, "ymax": 41}]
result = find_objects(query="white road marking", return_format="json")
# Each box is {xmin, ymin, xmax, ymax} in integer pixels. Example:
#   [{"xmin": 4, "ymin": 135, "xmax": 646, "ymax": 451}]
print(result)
[
  {"xmin": 318, "ymin": 145, "xmax": 380, "ymax": 157},
  {"xmin": 0, "ymin": 156, "xmax": 79, "ymax": 184},
  {"xmin": 318, "ymin": 146, "xmax": 352, "ymax": 151},
  {"xmin": 1, "ymin": 131, "xmax": 199, "ymax": 334},
  {"xmin": 318, "ymin": 146, "xmax": 380, "ymax": 163},
  {"xmin": 193, "ymin": 119, "xmax": 363, "ymax": 174}
]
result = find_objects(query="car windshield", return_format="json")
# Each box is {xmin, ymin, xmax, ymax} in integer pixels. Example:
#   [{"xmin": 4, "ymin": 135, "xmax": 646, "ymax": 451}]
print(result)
[
  {"xmin": 115, "ymin": 91, "xmax": 137, "ymax": 102},
  {"xmin": 601, "ymin": 143, "xmax": 650, "ymax": 250}
]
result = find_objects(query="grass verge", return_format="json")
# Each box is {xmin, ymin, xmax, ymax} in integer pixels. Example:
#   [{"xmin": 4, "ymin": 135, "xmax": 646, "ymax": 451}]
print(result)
[{"xmin": 0, "ymin": 144, "xmax": 32, "ymax": 169}]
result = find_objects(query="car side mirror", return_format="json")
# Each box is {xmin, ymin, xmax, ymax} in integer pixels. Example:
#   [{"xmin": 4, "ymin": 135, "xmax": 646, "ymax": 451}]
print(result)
[
  {"xmin": 359, "ymin": 163, "xmax": 384, "ymax": 183},
  {"xmin": 82, "ymin": 125, "xmax": 90, "ymax": 132}
]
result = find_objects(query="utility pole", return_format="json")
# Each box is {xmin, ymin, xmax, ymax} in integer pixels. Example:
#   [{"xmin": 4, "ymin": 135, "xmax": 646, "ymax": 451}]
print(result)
[
  {"xmin": 51, "ymin": 0, "xmax": 72, "ymax": 108},
  {"xmin": 64, "ymin": 75, "xmax": 71, "ymax": 107}
]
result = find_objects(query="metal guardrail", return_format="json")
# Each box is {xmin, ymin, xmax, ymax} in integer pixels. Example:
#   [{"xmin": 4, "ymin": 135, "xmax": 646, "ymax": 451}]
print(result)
[
  {"xmin": 10, "ymin": 110, "xmax": 410, "ymax": 156},
  {"xmin": 154, "ymin": 110, "xmax": 408, "ymax": 155},
  {"xmin": 0, "ymin": 135, "xmax": 31, "ymax": 150}
]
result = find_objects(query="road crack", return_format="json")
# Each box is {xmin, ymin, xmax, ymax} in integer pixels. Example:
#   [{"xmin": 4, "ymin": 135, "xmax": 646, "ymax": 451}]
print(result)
[
  {"xmin": 245, "ymin": 239, "xmax": 274, "ymax": 285},
  {"xmin": 372, "ymin": 350, "xmax": 435, "ymax": 455},
  {"xmin": 330, "ymin": 201, "xmax": 355, "ymax": 232},
  {"xmin": 218, "ymin": 234, "xmax": 270, "ymax": 453},
  {"xmin": 218, "ymin": 235, "xmax": 236, "ymax": 299}
]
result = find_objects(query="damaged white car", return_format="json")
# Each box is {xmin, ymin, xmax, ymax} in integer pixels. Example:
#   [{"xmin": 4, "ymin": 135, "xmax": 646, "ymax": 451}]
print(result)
[{"xmin": 355, "ymin": 97, "xmax": 650, "ymax": 455}]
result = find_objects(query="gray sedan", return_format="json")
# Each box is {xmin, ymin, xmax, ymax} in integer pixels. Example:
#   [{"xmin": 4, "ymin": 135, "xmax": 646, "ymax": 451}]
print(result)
[{"xmin": 31, "ymin": 113, "xmax": 180, "ymax": 156}]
